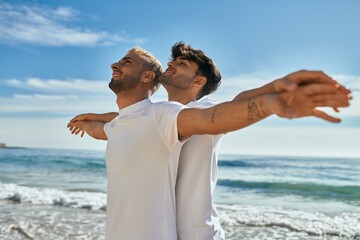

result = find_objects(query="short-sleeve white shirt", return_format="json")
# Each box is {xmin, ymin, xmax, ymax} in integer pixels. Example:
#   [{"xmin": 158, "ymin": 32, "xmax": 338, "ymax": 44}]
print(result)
[
  {"xmin": 176, "ymin": 98, "xmax": 225, "ymax": 240},
  {"xmin": 104, "ymin": 99, "xmax": 185, "ymax": 240}
]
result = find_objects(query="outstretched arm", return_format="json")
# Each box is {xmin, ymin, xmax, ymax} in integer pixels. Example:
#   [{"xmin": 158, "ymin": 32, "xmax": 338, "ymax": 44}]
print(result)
[
  {"xmin": 178, "ymin": 94, "xmax": 272, "ymax": 139},
  {"xmin": 178, "ymin": 71, "xmax": 351, "ymax": 140},
  {"xmin": 233, "ymin": 70, "xmax": 351, "ymax": 101},
  {"xmin": 67, "ymin": 120, "xmax": 107, "ymax": 140},
  {"xmin": 67, "ymin": 112, "xmax": 117, "ymax": 138},
  {"xmin": 69, "ymin": 112, "xmax": 118, "ymax": 123}
]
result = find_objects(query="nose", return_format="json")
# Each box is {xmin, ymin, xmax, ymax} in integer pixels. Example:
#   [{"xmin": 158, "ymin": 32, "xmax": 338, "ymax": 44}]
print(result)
[
  {"xmin": 167, "ymin": 61, "xmax": 174, "ymax": 68},
  {"xmin": 111, "ymin": 62, "xmax": 119, "ymax": 70}
]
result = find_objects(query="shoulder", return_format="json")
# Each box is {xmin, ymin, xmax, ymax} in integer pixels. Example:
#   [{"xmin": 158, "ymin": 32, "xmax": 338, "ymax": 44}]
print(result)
[
  {"xmin": 152, "ymin": 101, "xmax": 187, "ymax": 122},
  {"xmin": 190, "ymin": 98, "xmax": 217, "ymax": 108},
  {"xmin": 154, "ymin": 101, "xmax": 187, "ymax": 110}
]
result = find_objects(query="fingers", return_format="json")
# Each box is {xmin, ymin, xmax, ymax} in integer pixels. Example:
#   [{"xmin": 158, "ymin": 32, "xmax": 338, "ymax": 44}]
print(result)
[
  {"xmin": 310, "ymin": 93, "xmax": 350, "ymax": 108},
  {"xmin": 71, "ymin": 127, "xmax": 80, "ymax": 134},
  {"xmin": 335, "ymin": 84, "xmax": 352, "ymax": 95},
  {"xmin": 69, "ymin": 114, "xmax": 88, "ymax": 123},
  {"xmin": 286, "ymin": 70, "xmax": 337, "ymax": 85},
  {"xmin": 69, "ymin": 127, "xmax": 85, "ymax": 137},
  {"xmin": 67, "ymin": 121, "xmax": 85, "ymax": 137},
  {"xmin": 69, "ymin": 116, "xmax": 82, "ymax": 123},
  {"xmin": 312, "ymin": 109, "xmax": 341, "ymax": 123},
  {"xmin": 297, "ymin": 84, "xmax": 351, "ymax": 109},
  {"xmin": 299, "ymin": 84, "xmax": 339, "ymax": 96},
  {"xmin": 73, "ymin": 128, "xmax": 82, "ymax": 135},
  {"xmin": 286, "ymin": 70, "xmax": 351, "ymax": 95}
]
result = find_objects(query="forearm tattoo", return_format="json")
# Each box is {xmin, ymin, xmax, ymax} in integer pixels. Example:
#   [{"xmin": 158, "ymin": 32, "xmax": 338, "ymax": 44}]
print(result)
[
  {"xmin": 247, "ymin": 99, "xmax": 260, "ymax": 121},
  {"xmin": 211, "ymin": 108, "xmax": 217, "ymax": 123},
  {"xmin": 248, "ymin": 99, "xmax": 267, "ymax": 121}
]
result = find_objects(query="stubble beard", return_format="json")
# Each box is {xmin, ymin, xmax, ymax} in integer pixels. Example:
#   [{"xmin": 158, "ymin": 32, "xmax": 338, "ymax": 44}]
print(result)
[
  {"xmin": 108, "ymin": 74, "xmax": 141, "ymax": 94},
  {"xmin": 159, "ymin": 74, "xmax": 193, "ymax": 90}
]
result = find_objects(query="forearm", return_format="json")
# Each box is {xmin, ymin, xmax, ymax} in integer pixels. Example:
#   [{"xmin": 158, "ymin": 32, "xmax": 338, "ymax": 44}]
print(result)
[
  {"xmin": 178, "ymin": 94, "xmax": 273, "ymax": 138},
  {"xmin": 83, "ymin": 121, "xmax": 107, "ymax": 140},
  {"xmin": 98, "ymin": 112, "xmax": 118, "ymax": 122},
  {"xmin": 86, "ymin": 112, "xmax": 118, "ymax": 122},
  {"xmin": 233, "ymin": 81, "xmax": 276, "ymax": 101}
]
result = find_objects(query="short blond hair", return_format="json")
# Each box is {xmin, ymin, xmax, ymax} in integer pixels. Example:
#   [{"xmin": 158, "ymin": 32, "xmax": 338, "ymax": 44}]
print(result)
[{"xmin": 128, "ymin": 47, "xmax": 163, "ymax": 94}]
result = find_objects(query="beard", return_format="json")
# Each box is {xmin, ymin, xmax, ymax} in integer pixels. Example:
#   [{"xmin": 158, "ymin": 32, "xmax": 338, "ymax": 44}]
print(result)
[
  {"xmin": 108, "ymin": 73, "xmax": 141, "ymax": 94},
  {"xmin": 158, "ymin": 73, "xmax": 193, "ymax": 89}
]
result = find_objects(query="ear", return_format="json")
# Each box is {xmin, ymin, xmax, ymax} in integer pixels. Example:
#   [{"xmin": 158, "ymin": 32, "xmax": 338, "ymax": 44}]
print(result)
[
  {"xmin": 142, "ymin": 71, "xmax": 156, "ymax": 83},
  {"xmin": 193, "ymin": 76, "xmax": 207, "ymax": 87}
]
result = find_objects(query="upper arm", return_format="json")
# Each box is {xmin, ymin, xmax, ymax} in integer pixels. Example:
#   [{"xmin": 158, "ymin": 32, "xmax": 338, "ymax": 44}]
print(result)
[
  {"xmin": 178, "ymin": 97, "xmax": 272, "ymax": 139},
  {"xmin": 177, "ymin": 108, "xmax": 215, "ymax": 140}
]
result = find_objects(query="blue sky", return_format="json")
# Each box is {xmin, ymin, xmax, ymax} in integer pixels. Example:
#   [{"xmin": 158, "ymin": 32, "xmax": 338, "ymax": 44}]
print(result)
[{"xmin": 0, "ymin": 0, "xmax": 359, "ymax": 157}]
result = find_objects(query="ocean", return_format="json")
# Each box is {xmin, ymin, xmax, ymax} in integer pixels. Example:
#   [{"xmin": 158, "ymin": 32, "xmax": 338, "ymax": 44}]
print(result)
[{"xmin": 0, "ymin": 148, "xmax": 359, "ymax": 240}]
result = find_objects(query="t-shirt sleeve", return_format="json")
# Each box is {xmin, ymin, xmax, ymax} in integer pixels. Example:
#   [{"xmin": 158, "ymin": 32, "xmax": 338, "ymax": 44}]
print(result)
[
  {"xmin": 103, "ymin": 121, "xmax": 110, "ymax": 138},
  {"xmin": 154, "ymin": 101, "xmax": 187, "ymax": 150}
]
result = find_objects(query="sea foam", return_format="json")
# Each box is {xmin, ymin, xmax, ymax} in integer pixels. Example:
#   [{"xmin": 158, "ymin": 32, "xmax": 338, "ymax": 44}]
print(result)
[
  {"xmin": 0, "ymin": 183, "xmax": 106, "ymax": 210},
  {"xmin": 218, "ymin": 204, "xmax": 360, "ymax": 238}
]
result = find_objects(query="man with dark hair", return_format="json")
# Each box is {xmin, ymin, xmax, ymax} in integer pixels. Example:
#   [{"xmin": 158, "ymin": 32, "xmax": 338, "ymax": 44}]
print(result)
[
  {"xmin": 158, "ymin": 42, "xmax": 351, "ymax": 239},
  {"xmin": 68, "ymin": 43, "xmax": 350, "ymax": 240},
  {"xmin": 164, "ymin": 42, "xmax": 222, "ymax": 99},
  {"xmin": 158, "ymin": 42, "xmax": 226, "ymax": 239}
]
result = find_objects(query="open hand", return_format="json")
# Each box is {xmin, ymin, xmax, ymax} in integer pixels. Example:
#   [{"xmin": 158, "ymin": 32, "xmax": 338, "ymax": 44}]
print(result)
[
  {"xmin": 67, "ymin": 121, "xmax": 86, "ymax": 137},
  {"xmin": 270, "ymin": 83, "xmax": 351, "ymax": 122},
  {"xmin": 273, "ymin": 70, "xmax": 351, "ymax": 95},
  {"xmin": 69, "ymin": 114, "xmax": 92, "ymax": 124}
]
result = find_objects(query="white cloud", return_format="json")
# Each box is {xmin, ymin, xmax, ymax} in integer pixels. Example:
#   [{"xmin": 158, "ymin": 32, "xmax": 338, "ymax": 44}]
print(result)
[
  {"xmin": 1, "ymin": 77, "xmax": 114, "ymax": 114},
  {"xmin": 14, "ymin": 94, "xmax": 79, "ymax": 101},
  {"xmin": 0, "ymin": 94, "xmax": 114, "ymax": 114},
  {"xmin": 0, "ymin": 2, "xmax": 145, "ymax": 46},
  {"xmin": 6, "ymin": 78, "xmax": 109, "ymax": 93},
  {"xmin": 209, "ymin": 72, "xmax": 294, "ymax": 103}
]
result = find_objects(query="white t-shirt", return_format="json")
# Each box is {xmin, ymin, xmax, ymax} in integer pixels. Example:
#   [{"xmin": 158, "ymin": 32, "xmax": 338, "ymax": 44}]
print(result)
[
  {"xmin": 176, "ymin": 98, "xmax": 225, "ymax": 240},
  {"xmin": 104, "ymin": 99, "xmax": 185, "ymax": 240}
]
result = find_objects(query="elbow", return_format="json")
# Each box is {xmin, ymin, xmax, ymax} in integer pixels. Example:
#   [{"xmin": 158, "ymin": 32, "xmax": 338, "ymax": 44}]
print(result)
[{"xmin": 93, "ymin": 134, "xmax": 107, "ymax": 140}]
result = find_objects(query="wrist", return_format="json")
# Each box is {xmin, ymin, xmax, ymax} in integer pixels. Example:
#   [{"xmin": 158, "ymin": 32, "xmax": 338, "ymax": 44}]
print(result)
[
  {"xmin": 269, "ymin": 79, "xmax": 279, "ymax": 93},
  {"xmin": 258, "ymin": 94, "xmax": 275, "ymax": 117},
  {"xmin": 247, "ymin": 95, "xmax": 272, "ymax": 121}
]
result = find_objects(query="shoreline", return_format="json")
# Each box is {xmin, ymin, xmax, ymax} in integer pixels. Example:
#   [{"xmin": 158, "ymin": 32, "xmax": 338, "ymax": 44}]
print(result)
[
  {"xmin": 0, "ymin": 146, "xmax": 26, "ymax": 149},
  {"xmin": 0, "ymin": 201, "xmax": 358, "ymax": 240}
]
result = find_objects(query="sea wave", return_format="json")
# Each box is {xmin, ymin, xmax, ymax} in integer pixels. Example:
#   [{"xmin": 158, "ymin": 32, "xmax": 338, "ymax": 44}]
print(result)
[
  {"xmin": 0, "ymin": 148, "xmax": 106, "ymax": 171},
  {"xmin": 1, "ymin": 183, "xmax": 359, "ymax": 238},
  {"xmin": 0, "ymin": 183, "xmax": 106, "ymax": 210},
  {"xmin": 218, "ymin": 179, "xmax": 360, "ymax": 203},
  {"xmin": 218, "ymin": 160, "xmax": 256, "ymax": 168}
]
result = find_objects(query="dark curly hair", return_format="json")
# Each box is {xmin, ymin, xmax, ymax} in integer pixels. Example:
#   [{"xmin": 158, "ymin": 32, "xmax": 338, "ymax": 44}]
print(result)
[{"xmin": 171, "ymin": 42, "xmax": 221, "ymax": 99}]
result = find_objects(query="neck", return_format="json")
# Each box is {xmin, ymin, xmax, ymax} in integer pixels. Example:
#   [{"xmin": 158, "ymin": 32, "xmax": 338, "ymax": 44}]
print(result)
[
  {"xmin": 167, "ymin": 91, "xmax": 197, "ymax": 105},
  {"xmin": 115, "ymin": 89, "xmax": 150, "ymax": 110},
  {"xmin": 165, "ymin": 85, "xmax": 199, "ymax": 105}
]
